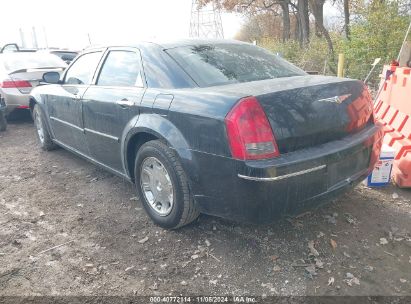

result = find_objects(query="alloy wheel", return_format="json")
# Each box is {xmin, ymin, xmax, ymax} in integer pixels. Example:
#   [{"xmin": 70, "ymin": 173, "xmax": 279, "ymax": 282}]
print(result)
[
  {"xmin": 140, "ymin": 156, "xmax": 174, "ymax": 216},
  {"xmin": 35, "ymin": 111, "xmax": 45, "ymax": 144}
]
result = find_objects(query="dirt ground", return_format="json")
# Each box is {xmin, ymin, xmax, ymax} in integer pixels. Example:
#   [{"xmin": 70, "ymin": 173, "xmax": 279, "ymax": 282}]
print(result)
[{"xmin": 0, "ymin": 113, "xmax": 410, "ymax": 297}]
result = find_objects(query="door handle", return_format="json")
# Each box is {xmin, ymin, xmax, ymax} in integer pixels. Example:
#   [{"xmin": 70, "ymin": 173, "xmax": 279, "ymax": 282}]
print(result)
[{"xmin": 116, "ymin": 98, "xmax": 134, "ymax": 108}]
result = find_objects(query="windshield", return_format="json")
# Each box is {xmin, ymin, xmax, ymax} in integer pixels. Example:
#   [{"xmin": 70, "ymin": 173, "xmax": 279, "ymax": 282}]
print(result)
[
  {"xmin": 166, "ymin": 43, "xmax": 306, "ymax": 87},
  {"xmin": 2, "ymin": 53, "xmax": 67, "ymax": 72}
]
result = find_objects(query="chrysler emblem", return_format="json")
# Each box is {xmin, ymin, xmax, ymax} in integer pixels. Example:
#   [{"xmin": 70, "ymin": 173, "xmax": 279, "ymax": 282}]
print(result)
[{"xmin": 318, "ymin": 94, "xmax": 352, "ymax": 104}]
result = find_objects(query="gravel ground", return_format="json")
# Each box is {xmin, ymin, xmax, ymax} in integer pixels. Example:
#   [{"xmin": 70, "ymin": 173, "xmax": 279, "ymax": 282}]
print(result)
[{"xmin": 0, "ymin": 114, "xmax": 410, "ymax": 297}]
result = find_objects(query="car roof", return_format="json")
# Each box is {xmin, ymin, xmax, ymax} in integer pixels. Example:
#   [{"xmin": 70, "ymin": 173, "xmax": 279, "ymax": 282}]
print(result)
[
  {"xmin": 83, "ymin": 39, "xmax": 250, "ymax": 52},
  {"xmin": 144, "ymin": 38, "xmax": 250, "ymax": 49},
  {"xmin": 39, "ymin": 49, "xmax": 79, "ymax": 53},
  {"xmin": 0, "ymin": 52, "xmax": 60, "ymax": 58},
  {"xmin": 0, "ymin": 52, "xmax": 67, "ymax": 70}
]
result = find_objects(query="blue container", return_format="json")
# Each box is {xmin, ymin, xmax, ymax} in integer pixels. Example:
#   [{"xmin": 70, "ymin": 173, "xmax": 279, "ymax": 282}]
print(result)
[{"xmin": 365, "ymin": 144, "xmax": 395, "ymax": 187}]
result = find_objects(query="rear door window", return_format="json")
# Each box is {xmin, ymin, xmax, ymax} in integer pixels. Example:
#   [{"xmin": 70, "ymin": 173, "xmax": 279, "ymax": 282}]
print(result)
[
  {"xmin": 96, "ymin": 51, "xmax": 143, "ymax": 87},
  {"xmin": 64, "ymin": 52, "xmax": 102, "ymax": 85}
]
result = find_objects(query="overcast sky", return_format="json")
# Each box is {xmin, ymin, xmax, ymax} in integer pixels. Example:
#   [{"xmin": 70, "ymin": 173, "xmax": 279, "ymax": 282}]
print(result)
[
  {"xmin": 1, "ymin": 0, "xmax": 339, "ymax": 50},
  {"xmin": 0, "ymin": 0, "xmax": 243, "ymax": 50}
]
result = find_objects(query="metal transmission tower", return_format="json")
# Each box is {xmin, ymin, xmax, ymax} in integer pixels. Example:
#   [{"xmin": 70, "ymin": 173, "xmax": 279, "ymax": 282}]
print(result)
[{"xmin": 189, "ymin": 0, "xmax": 224, "ymax": 39}]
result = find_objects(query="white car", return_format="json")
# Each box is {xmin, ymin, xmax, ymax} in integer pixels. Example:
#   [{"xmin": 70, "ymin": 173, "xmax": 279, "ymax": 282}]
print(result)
[{"xmin": 0, "ymin": 52, "xmax": 67, "ymax": 115}]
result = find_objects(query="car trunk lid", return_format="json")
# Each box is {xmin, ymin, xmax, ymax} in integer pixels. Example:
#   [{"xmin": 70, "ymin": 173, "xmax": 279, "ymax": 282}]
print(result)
[
  {"xmin": 8, "ymin": 68, "xmax": 64, "ymax": 94},
  {"xmin": 212, "ymin": 75, "xmax": 374, "ymax": 154}
]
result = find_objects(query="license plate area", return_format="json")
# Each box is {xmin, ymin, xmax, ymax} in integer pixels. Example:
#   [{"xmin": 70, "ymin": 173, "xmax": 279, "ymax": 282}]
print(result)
[
  {"xmin": 283, "ymin": 167, "xmax": 328, "ymax": 214},
  {"xmin": 327, "ymin": 147, "xmax": 371, "ymax": 187}
]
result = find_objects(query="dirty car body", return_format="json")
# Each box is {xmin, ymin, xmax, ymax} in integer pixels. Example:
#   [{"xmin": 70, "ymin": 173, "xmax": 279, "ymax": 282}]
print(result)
[{"xmin": 30, "ymin": 40, "xmax": 383, "ymax": 226}]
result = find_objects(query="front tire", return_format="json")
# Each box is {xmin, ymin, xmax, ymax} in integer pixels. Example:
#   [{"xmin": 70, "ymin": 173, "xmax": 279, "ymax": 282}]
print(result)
[
  {"xmin": 134, "ymin": 140, "xmax": 200, "ymax": 229},
  {"xmin": 33, "ymin": 104, "xmax": 56, "ymax": 151},
  {"xmin": 0, "ymin": 112, "xmax": 6, "ymax": 131}
]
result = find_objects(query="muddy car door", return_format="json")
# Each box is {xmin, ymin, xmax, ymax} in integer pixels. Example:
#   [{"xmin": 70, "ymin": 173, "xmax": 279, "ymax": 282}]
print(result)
[
  {"xmin": 47, "ymin": 51, "xmax": 103, "ymax": 154},
  {"xmin": 81, "ymin": 48, "xmax": 144, "ymax": 173}
]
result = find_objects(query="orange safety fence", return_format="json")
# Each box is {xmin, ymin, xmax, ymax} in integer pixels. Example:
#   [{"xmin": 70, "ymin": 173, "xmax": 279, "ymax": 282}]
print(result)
[{"xmin": 374, "ymin": 65, "xmax": 411, "ymax": 187}]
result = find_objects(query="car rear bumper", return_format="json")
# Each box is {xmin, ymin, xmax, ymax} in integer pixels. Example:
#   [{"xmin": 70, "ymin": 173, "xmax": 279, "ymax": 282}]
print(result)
[
  {"xmin": 1, "ymin": 90, "xmax": 30, "ymax": 114},
  {"xmin": 189, "ymin": 123, "xmax": 384, "ymax": 223}
]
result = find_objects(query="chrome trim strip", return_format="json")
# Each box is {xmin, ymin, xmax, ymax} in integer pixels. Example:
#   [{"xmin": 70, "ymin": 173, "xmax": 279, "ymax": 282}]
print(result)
[
  {"xmin": 50, "ymin": 116, "xmax": 83, "ymax": 132},
  {"xmin": 84, "ymin": 128, "xmax": 119, "ymax": 142},
  {"xmin": 238, "ymin": 165, "xmax": 327, "ymax": 181}
]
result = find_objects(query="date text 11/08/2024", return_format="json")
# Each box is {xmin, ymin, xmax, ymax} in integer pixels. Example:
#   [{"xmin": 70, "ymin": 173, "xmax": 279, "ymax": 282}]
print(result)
[{"xmin": 149, "ymin": 296, "xmax": 257, "ymax": 303}]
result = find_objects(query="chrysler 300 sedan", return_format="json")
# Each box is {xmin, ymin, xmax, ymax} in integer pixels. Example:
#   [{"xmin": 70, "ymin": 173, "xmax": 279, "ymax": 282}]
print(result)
[{"xmin": 30, "ymin": 40, "xmax": 383, "ymax": 229}]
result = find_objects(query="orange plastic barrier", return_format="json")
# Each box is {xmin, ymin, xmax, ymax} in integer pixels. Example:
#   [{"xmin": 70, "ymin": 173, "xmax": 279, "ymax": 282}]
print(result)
[{"xmin": 374, "ymin": 65, "xmax": 411, "ymax": 187}]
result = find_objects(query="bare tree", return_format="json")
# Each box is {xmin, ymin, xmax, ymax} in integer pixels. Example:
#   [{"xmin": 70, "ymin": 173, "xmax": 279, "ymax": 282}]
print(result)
[
  {"xmin": 200, "ymin": 0, "xmax": 293, "ymax": 41},
  {"xmin": 309, "ymin": 0, "xmax": 334, "ymax": 57},
  {"xmin": 297, "ymin": 0, "xmax": 310, "ymax": 45},
  {"xmin": 343, "ymin": 0, "xmax": 350, "ymax": 39},
  {"xmin": 279, "ymin": 1, "xmax": 291, "ymax": 41}
]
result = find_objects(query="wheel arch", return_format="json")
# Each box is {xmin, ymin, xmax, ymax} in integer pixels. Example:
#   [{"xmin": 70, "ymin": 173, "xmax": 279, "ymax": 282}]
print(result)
[
  {"xmin": 29, "ymin": 97, "xmax": 36, "ymax": 112},
  {"xmin": 29, "ymin": 92, "xmax": 47, "ymax": 117},
  {"xmin": 29, "ymin": 94, "xmax": 55, "ymax": 140},
  {"xmin": 29, "ymin": 90, "xmax": 46, "ymax": 110},
  {"xmin": 124, "ymin": 130, "xmax": 160, "ymax": 181},
  {"xmin": 123, "ymin": 114, "xmax": 199, "ymax": 189}
]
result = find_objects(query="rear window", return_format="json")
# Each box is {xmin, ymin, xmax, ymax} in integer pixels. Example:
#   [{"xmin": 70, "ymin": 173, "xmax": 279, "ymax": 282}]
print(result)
[
  {"xmin": 166, "ymin": 43, "xmax": 306, "ymax": 87},
  {"xmin": 2, "ymin": 53, "xmax": 67, "ymax": 72},
  {"xmin": 51, "ymin": 51, "xmax": 78, "ymax": 62}
]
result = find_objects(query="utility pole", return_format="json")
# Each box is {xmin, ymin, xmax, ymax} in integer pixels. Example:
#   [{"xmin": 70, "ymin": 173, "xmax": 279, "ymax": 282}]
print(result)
[
  {"xmin": 32, "ymin": 26, "xmax": 38, "ymax": 49},
  {"xmin": 189, "ymin": 0, "xmax": 224, "ymax": 39},
  {"xmin": 43, "ymin": 26, "xmax": 49, "ymax": 48},
  {"xmin": 19, "ymin": 28, "xmax": 26, "ymax": 48}
]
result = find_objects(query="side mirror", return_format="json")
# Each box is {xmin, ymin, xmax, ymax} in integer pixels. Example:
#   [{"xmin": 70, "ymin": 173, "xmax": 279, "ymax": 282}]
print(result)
[{"xmin": 42, "ymin": 71, "xmax": 61, "ymax": 84}]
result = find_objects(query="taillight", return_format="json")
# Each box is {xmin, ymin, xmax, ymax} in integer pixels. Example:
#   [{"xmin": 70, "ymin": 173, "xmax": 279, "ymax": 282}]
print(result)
[
  {"xmin": 225, "ymin": 96, "xmax": 280, "ymax": 160},
  {"xmin": 346, "ymin": 85, "xmax": 374, "ymax": 132},
  {"xmin": 0, "ymin": 79, "xmax": 32, "ymax": 88}
]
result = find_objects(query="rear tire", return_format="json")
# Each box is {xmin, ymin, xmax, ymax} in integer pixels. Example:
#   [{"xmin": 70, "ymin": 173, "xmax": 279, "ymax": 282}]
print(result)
[
  {"xmin": 0, "ymin": 112, "xmax": 6, "ymax": 132},
  {"xmin": 134, "ymin": 140, "xmax": 200, "ymax": 229},
  {"xmin": 33, "ymin": 104, "xmax": 57, "ymax": 151}
]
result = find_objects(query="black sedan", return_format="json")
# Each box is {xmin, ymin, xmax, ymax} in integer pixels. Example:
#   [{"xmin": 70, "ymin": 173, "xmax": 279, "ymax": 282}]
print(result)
[{"xmin": 30, "ymin": 40, "xmax": 383, "ymax": 229}]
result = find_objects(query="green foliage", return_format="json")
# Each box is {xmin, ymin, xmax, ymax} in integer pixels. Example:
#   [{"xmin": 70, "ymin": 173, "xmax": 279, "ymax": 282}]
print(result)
[
  {"xmin": 259, "ymin": 36, "xmax": 333, "ymax": 74},
  {"xmin": 340, "ymin": 1, "xmax": 409, "ymax": 83},
  {"xmin": 258, "ymin": 0, "xmax": 410, "ymax": 87}
]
